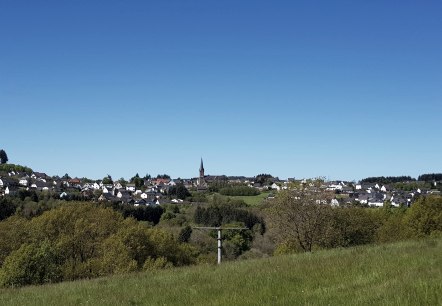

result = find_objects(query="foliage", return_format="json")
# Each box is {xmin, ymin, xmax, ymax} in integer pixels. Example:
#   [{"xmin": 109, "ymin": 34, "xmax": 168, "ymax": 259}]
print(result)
[
  {"xmin": 360, "ymin": 176, "xmax": 415, "ymax": 184},
  {"xmin": 130, "ymin": 173, "xmax": 144, "ymax": 188},
  {"xmin": 194, "ymin": 203, "xmax": 264, "ymax": 231},
  {"xmin": 188, "ymin": 192, "xmax": 208, "ymax": 203},
  {"xmin": 178, "ymin": 225, "xmax": 193, "ymax": 243},
  {"xmin": 102, "ymin": 175, "xmax": 113, "ymax": 185},
  {"xmin": 0, "ymin": 198, "xmax": 16, "ymax": 221},
  {"xmin": 219, "ymin": 186, "xmax": 260, "ymax": 196},
  {"xmin": 1, "ymin": 239, "xmax": 440, "ymax": 305},
  {"xmin": 255, "ymin": 174, "xmax": 273, "ymax": 185},
  {"xmin": 0, "ymin": 239, "xmax": 62, "ymax": 287},
  {"xmin": 268, "ymin": 180, "xmax": 334, "ymax": 252},
  {"xmin": 168, "ymin": 183, "xmax": 191, "ymax": 199},
  {"xmin": 418, "ymin": 173, "xmax": 442, "ymax": 182},
  {"xmin": 111, "ymin": 203, "xmax": 164, "ymax": 224},
  {"xmin": 0, "ymin": 163, "xmax": 32, "ymax": 174},
  {"xmin": 0, "ymin": 203, "xmax": 195, "ymax": 287},
  {"xmin": 0, "ymin": 150, "xmax": 8, "ymax": 164},
  {"xmin": 207, "ymin": 179, "xmax": 229, "ymax": 192},
  {"xmin": 322, "ymin": 207, "xmax": 382, "ymax": 248},
  {"xmin": 405, "ymin": 195, "xmax": 442, "ymax": 237},
  {"xmin": 156, "ymin": 174, "xmax": 171, "ymax": 179}
]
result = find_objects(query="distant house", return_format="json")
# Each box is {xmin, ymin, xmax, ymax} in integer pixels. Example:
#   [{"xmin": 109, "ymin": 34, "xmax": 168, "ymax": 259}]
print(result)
[
  {"xmin": 134, "ymin": 199, "xmax": 147, "ymax": 206},
  {"xmin": 102, "ymin": 186, "xmax": 110, "ymax": 194},
  {"xmin": 5, "ymin": 186, "xmax": 19, "ymax": 196},
  {"xmin": 32, "ymin": 172, "xmax": 48, "ymax": 180},
  {"xmin": 117, "ymin": 190, "xmax": 131, "ymax": 200},
  {"xmin": 0, "ymin": 177, "xmax": 16, "ymax": 188},
  {"xmin": 30, "ymin": 180, "xmax": 51, "ymax": 191},
  {"xmin": 19, "ymin": 177, "xmax": 29, "ymax": 186},
  {"xmin": 113, "ymin": 182, "xmax": 123, "ymax": 189},
  {"xmin": 126, "ymin": 184, "xmax": 136, "ymax": 192},
  {"xmin": 355, "ymin": 193, "xmax": 369, "ymax": 204},
  {"xmin": 98, "ymin": 193, "xmax": 116, "ymax": 202},
  {"xmin": 271, "ymin": 183, "xmax": 281, "ymax": 191}
]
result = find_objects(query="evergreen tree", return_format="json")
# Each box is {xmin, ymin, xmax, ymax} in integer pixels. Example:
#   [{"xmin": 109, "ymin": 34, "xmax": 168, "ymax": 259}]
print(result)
[{"xmin": 0, "ymin": 149, "xmax": 8, "ymax": 164}]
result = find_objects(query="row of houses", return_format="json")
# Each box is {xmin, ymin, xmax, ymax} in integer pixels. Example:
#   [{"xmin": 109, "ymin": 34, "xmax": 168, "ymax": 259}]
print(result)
[{"xmin": 1, "ymin": 169, "xmax": 440, "ymax": 207}]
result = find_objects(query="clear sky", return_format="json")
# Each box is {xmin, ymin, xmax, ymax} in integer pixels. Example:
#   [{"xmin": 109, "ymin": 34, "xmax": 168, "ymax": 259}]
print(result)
[{"xmin": 1, "ymin": 1, "xmax": 441, "ymax": 181}]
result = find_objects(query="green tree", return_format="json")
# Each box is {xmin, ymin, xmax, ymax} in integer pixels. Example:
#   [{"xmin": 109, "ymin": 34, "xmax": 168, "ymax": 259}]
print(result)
[
  {"xmin": 0, "ymin": 198, "xmax": 16, "ymax": 221},
  {"xmin": 0, "ymin": 150, "xmax": 8, "ymax": 164},
  {"xmin": 0, "ymin": 240, "xmax": 62, "ymax": 287},
  {"xmin": 405, "ymin": 195, "xmax": 442, "ymax": 237},
  {"xmin": 169, "ymin": 183, "xmax": 191, "ymax": 200},
  {"xmin": 178, "ymin": 225, "xmax": 193, "ymax": 243},
  {"xmin": 102, "ymin": 175, "xmax": 113, "ymax": 185},
  {"xmin": 268, "ymin": 179, "xmax": 334, "ymax": 252},
  {"xmin": 130, "ymin": 173, "xmax": 144, "ymax": 188}
]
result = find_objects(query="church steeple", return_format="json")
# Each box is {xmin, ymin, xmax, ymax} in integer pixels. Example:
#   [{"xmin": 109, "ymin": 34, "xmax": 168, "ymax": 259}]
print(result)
[
  {"xmin": 197, "ymin": 158, "xmax": 207, "ymax": 190},
  {"xmin": 199, "ymin": 158, "xmax": 205, "ymax": 177}
]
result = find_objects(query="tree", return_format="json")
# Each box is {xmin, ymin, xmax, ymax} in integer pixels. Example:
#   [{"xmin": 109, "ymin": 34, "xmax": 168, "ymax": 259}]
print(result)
[
  {"xmin": 178, "ymin": 225, "xmax": 193, "ymax": 243},
  {"xmin": 102, "ymin": 175, "xmax": 113, "ymax": 185},
  {"xmin": 255, "ymin": 174, "xmax": 273, "ymax": 185},
  {"xmin": 0, "ymin": 198, "xmax": 16, "ymax": 221},
  {"xmin": 169, "ymin": 183, "xmax": 191, "ymax": 200},
  {"xmin": 405, "ymin": 195, "xmax": 442, "ymax": 237},
  {"xmin": 0, "ymin": 150, "xmax": 8, "ymax": 164},
  {"xmin": 130, "ymin": 173, "xmax": 144, "ymax": 188},
  {"xmin": 0, "ymin": 240, "xmax": 62, "ymax": 287},
  {"xmin": 268, "ymin": 179, "xmax": 334, "ymax": 252}
]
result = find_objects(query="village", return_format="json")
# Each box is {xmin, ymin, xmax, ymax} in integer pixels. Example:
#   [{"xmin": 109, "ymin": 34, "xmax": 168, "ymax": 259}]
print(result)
[{"xmin": 1, "ymin": 159, "xmax": 440, "ymax": 208}]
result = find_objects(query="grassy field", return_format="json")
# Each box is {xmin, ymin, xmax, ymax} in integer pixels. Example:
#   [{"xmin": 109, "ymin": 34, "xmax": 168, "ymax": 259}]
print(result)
[
  {"xmin": 228, "ymin": 192, "xmax": 270, "ymax": 206},
  {"xmin": 0, "ymin": 238, "xmax": 440, "ymax": 305}
]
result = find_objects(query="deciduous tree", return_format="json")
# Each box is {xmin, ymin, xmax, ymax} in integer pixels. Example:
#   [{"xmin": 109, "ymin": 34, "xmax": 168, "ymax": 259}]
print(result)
[{"xmin": 268, "ymin": 179, "xmax": 334, "ymax": 252}]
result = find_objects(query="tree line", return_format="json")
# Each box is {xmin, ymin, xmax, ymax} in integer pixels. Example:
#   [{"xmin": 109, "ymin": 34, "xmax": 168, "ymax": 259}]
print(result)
[
  {"xmin": 418, "ymin": 173, "xmax": 442, "ymax": 181},
  {"xmin": 268, "ymin": 180, "xmax": 442, "ymax": 253},
  {"xmin": 0, "ymin": 203, "xmax": 194, "ymax": 287},
  {"xmin": 361, "ymin": 176, "xmax": 415, "ymax": 184}
]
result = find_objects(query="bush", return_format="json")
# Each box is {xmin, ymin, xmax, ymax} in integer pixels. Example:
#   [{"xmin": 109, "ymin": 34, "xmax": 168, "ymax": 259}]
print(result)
[
  {"xmin": 219, "ymin": 186, "xmax": 260, "ymax": 196},
  {"xmin": 0, "ymin": 240, "xmax": 61, "ymax": 287},
  {"xmin": 405, "ymin": 195, "xmax": 442, "ymax": 237}
]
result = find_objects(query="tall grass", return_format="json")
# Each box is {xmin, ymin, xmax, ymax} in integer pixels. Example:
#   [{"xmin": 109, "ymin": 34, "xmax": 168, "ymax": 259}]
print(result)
[{"xmin": 0, "ymin": 238, "xmax": 440, "ymax": 305}]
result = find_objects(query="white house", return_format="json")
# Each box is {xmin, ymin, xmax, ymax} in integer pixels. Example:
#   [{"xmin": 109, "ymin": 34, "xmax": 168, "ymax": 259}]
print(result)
[
  {"xmin": 102, "ymin": 186, "xmax": 110, "ymax": 194},
  {"xmin": 19, "ymin": 177, "xmax": 29, "ymax": 186},
  {"xmin": 126, "ymin": 184, "xmax": 136, "ymax": 192},
  {"xmin": 271, "ymin": 183, "xmax": 281, "ymax": 191}
]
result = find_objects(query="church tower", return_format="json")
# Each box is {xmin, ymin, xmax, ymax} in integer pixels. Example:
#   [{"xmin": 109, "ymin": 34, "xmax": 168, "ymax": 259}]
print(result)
[
  {"xmin": 199, "ymin": 158, "xmax": 205, "ymax": 178},
  {"xmin": 197, "ymin": 158, "xmax": 207, "ymax": 190}
]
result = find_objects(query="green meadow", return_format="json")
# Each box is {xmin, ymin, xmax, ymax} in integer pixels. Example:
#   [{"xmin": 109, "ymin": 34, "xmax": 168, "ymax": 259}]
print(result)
[
  {"xmin": 0, "ymin": 238, "xmax": 440, "ymax": 306},
  {"xmin": 227, "ymin": 192, "xmax": 271, "ymax": 206}
]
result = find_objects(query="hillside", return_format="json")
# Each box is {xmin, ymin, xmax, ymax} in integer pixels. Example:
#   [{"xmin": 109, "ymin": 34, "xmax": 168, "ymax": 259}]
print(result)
[{"xmin": 0, "ymin": 238, "xmax": 440, "ymax": 306}]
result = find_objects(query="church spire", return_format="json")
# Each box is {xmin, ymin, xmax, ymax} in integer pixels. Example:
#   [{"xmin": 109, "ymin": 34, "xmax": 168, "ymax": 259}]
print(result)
[
  {"xmin": 197, "ymin": 158, "xmax": 207, "ymax": 190},
  {"xmin": 199, "ymin": 158, "xmax": 204, "ymax": 173}
]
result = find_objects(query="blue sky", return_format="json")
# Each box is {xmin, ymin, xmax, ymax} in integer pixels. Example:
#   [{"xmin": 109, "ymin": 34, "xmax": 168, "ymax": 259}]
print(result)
[{"xmin": 1, "ymin": 1, "xmax": 441, "ymax": 181}]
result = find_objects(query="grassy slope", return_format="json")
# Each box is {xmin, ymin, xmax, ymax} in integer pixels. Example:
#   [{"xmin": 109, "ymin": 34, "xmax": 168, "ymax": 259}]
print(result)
[
  {"xmin": 0, "ymin": 239, "xmax": 441, "ymax": 306},
  {"xmin": 227, "ymin": 192, "xmax": 270, "ymax": 206}
]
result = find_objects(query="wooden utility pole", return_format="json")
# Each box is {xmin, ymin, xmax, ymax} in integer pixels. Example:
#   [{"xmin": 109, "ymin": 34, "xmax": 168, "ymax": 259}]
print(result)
[{"xmin": 193, "ymin": 226, "xmax": 248, "ymax": 264}]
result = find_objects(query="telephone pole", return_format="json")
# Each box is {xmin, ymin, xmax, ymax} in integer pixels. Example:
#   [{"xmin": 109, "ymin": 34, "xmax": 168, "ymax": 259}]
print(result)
[{"xmin": 193, "ymin": 226, "xmax": 248, "ymax": 264}]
